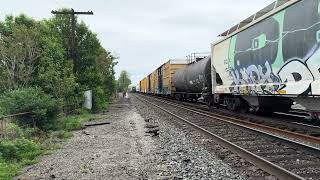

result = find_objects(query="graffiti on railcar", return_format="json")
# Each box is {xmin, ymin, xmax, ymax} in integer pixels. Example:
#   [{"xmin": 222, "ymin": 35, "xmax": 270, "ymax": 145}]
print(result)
[{"xmin": 227, "ymin": 0, "xmax": 320, "ymax": 96}]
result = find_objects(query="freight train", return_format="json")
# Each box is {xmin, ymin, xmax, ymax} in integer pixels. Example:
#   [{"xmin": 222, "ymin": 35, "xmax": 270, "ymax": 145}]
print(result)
[{"xmin": 138, "ymin": 0, "xmax": 320, "ymax": 121}]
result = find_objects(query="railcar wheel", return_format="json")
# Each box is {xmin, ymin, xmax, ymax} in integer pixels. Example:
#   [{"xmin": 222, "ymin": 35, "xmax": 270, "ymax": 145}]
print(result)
[
  {"xmin": 225, "ymin": 97, "xmax": 241, "ymax": 111},
  {"xmin": 227, "ymin": 103, "xmax": 237, "ymax": 111},
  {"xmin": 240, "ymin": 102, "xmax": 249, "ymax": 114}
]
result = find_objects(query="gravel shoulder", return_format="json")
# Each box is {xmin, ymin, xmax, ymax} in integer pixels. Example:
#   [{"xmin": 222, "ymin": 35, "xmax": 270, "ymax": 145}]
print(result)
[{"xmin": 16, "ymin": 94, "xmax": 252, "ymax": 180}]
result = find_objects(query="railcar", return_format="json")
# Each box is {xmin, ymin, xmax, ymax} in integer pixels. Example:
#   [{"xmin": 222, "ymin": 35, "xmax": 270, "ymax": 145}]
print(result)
[
  {"xmin": 139, "ymin": 0, "xmax": 320, "ymax": 120},
  {"xmin": 139, "ymin": 59, "xmax": 187, "ymax": 96},
  {"xmin": 161, "ymin": 60, "xmax": 188, "ymax": 95},
  {"xmin": 150, "ymin": 71, "xmax": 157, "ymax": 94},
  {"xmin": 172, "ymin": 55, "xmax": 211, "ymax": 102},
  {"xmin": 208, "ymin": 0, "xmax": 320, "ymax": 118},
  {"xmin": 140, "ymin": 77, "xmax": 148, "ymax": 93}
]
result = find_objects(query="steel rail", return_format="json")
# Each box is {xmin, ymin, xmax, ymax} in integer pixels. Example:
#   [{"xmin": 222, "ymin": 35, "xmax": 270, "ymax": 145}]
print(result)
[
  {"xmin": 148, "ymin": 94, "xmax": 319, "ymax": 132},
  {"xmin": 144, "ymin": 94, "xmax": 320, "ymax": 145},
  {"xmin": 145, "ymin": 95, "xmax": 320, "ymax": 153},
  {"xmin": 135, "ymin": 94, "xmax": 305, "ymax": 180}
]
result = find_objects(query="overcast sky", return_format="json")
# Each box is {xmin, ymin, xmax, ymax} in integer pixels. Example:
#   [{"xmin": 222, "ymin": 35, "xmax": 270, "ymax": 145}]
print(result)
[{"xmin": 0, "ymin": 0, "xmax": 275, "ymax": 84}]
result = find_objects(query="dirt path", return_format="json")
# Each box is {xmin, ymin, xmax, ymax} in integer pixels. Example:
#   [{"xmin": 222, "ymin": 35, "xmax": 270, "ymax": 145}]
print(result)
[
  {"xmin": 17, "ymin": 97, "xmax": 163, "ymax": 180},
  {"xmin": 17, "ymin": 95, "xmax": 245, "ymax": 180}
]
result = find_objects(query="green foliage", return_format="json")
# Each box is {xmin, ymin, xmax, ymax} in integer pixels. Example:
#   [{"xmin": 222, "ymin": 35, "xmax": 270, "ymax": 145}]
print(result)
[
  {"xmin": 50, "ymin": 130, "xmax": 73, "ymax": 139},
  {"xmin": 0, "ymin": 88, "xmax": 60, "ymax": 130},
  {"xmin": 61, "ymin": 117, "xmax": 84, "ymax": 131},
  {"xmin": 4, "ymin": 124, "xmax": 25, "ymax": 140},
  {"xmin": 0, "ymin": 138, "xmax": 42, "ymax": 179},
  {"xmin": 58, "ymin": 113, "xmax": 93, "ymax": 131},
  {"xmin": 4, "ymin": 123, "xmax": 38, "ymax": 140},
  {"xmin": 0, "ymin": 24, "xmax": 42, "ymax": 91},
  {"xmin": 92, "ymin": 86, "xmax": 107, "ymax": 112},
  {"xmin": 118, "ymin": 70, "xmax": 132, "ymax": 92},
  {"xmin": 42, "ymin": 12, "xmax": 117, "ymax": 112},
  {"xmin": 0, "ymin": 12, "xmax": 117, "ymax": 179},
  {"xmin": 0, "ymin": 138, "xmax": 42, "ymax": 162},
  {"xmin": 34, "ymin": 20, "xmax": 82, "ymax": 113},
  {"xmin": 0, "ymin": 111, "xmax": 92, "ymax": 179},
  {"xmin": 0, "ymin": 13, "xmax": 117, "ymax": 113},
  {"xmin": 0, "ymin": 160, "xmax": 20, "ymax": 180}
]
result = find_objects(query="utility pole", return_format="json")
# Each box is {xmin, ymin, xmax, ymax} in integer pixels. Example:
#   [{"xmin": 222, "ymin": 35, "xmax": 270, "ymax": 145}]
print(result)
[{"xmin": 51, "ymin": 9, "xmax": 93, "ymax": 72}]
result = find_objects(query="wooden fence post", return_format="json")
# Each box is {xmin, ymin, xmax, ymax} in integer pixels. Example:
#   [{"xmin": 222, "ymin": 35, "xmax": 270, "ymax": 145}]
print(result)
[{"xmin": 0, "ymin": 117, "xmax": 3, "ymax": 138}]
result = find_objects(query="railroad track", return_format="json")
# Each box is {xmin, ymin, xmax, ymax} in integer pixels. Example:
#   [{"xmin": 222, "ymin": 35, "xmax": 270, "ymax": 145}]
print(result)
[
  {"xmin": 134, "ymin": 94, "xmax": 320, "ymax": 180},
  {"xmin": 144, "ymin": 94, "xmax": 320, "ymax": 142}
]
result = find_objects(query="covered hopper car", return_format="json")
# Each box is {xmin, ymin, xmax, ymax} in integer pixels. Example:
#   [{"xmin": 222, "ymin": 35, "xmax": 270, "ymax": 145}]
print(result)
[
  {"xmin": 208, "ymin": 0, "xmax": 320, "ymax": 118},
  {"xmin": 139, "ymin": 0, "xmax": 320, "ymax": 120}
]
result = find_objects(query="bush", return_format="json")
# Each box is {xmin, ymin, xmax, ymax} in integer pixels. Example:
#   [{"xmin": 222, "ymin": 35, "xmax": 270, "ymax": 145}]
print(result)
[
  {"xmin": 0, "ymin": 138, "xmax": 42, "ymax": 179},
  {"xmin": 92, "ymin": 86, "xmax": 108, "ymax": 112},
  {"xmin": 5, "ymin": 123, "xmax": 40, "ymax": 140},
  {"xmin": 0, "ymin": 87, "xmax": 61, "ymax": 130},
  {"xmin": 0, "ymin": 138, "xmax": 42, "ymax": 162},
  {"xmin": 4, "ymin": 123, "xmax": 25, "ymax": 140},
  {"xmin": 58, "ymin": 113, "xmax": 93, "ymax": 131},
  {"xmin": 60, "ymin": 116, "xmax": 84, "ymax": 131},
  {"xmin": 0, "ymin": 160, "xmax": 20, "ymax": 180}
]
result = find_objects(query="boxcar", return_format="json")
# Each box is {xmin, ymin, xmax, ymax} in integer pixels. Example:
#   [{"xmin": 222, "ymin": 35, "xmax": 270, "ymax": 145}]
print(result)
[
  {"xmin": 210, "ymin": 0, "xmax": 320, "ymax": 116},
  {"xmin": 159, "ymin": 59, "xmax": 188, "ymax": 95},
  {"xmin": 140, "ymin": 77, "xmax": 148, "ymax": 93},
  {"xmin": 151, "ymin": 70, "xmax": 157, "ymax": 94},
  {"xmin": 147, "ymin": 74, "xmax": 151, "ymax": 94},
  {"xmin": 139, "ymin": 59, "xmax": 187, "ymax": 96}
]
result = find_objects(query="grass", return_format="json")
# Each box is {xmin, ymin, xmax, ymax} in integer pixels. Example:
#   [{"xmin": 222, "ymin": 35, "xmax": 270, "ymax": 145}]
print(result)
[
  {"xmin": 0, "ymin": 112, "xmax": 94, "ymax": 179},
  {"xmin": 0, "ymin": 158, "xmax": 41, "ymax": 180},
  {"xmin": 0, "ymin": 160, "xmax": 20, "ymax": 180},
  {"xmin": 0, "ymin": 138, "xmax": 43, "ymax": 180},
  {"xmin": 59, "ymin": 113, "xmax": 94, "ymax": 131}
]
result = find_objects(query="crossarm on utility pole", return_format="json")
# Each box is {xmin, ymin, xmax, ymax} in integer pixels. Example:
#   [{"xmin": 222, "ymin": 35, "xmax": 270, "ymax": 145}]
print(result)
[{"xmin": 51, "ymin": 9, "xmax": 93, "ymax": 72}]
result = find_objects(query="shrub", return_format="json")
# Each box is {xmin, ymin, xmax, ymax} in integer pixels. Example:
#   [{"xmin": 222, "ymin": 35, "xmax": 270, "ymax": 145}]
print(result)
[
  {"xmin": 0, "ymin": 160, "xmax": 20, "ymax": 180},
  {"xmin": 4, "ymin": 123, "xmax": 25, "ymax": 140},
  {"xmin": 60, "ymin": 116, "xmax": 85, "ymax": 131},
  {"xmin": 0, "ymin": 87, "xmax": 61, "ymax": 131},
  {"xmin": 58, "ymin": 113, "xmax": 93, "ymax": 131},
  {"xmin": 0, "ymin": 138, "xmax": 42, "ymax": 162},
  {"xmin": 0, "ymin": 140, "xmax": 18, "ymax": 161},
  {"xmin": 92, "ymin": 86, "xmax": 108, "ymax": 112}
]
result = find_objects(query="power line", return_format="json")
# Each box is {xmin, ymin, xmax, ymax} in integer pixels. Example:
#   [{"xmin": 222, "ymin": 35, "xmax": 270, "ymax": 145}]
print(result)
[{"xmin": 51, "ymin": 9, "xmax": 93, "ymax": 72}]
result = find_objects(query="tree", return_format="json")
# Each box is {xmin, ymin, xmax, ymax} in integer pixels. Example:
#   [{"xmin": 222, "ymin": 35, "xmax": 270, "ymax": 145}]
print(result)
[
  {"xmin": 118, "ymin": 71, "xmax": 131, "ymax": 92},
  {"xmin": 48, "ymin": 11, "xmax": 118, "ymax": 112},
  {"xmin": 0, "ymin": 12, "xmax": 118, "ymax": 113},
  {"xmin": 0, "ymin": 24, "xmax": 42, "ymax": 91},
  {"xmin": 34, "ymin": 20, "xmax": 80, "ymax": 113}
]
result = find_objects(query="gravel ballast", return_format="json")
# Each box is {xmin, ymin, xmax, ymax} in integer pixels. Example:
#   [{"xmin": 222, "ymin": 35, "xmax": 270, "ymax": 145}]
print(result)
[{"xmin": 16, "ymin": 94, "xmax": 257, "ymax": 179}]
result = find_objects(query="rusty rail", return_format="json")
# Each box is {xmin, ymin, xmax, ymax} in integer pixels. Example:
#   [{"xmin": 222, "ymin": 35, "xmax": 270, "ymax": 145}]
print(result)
[
  {"xmin": 135, "ymin": 94, "xmax": 306, "ymax": 180},
  {"xmin": 143, "ymin": 94, "xmax": 320, "ymax": 145}
]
